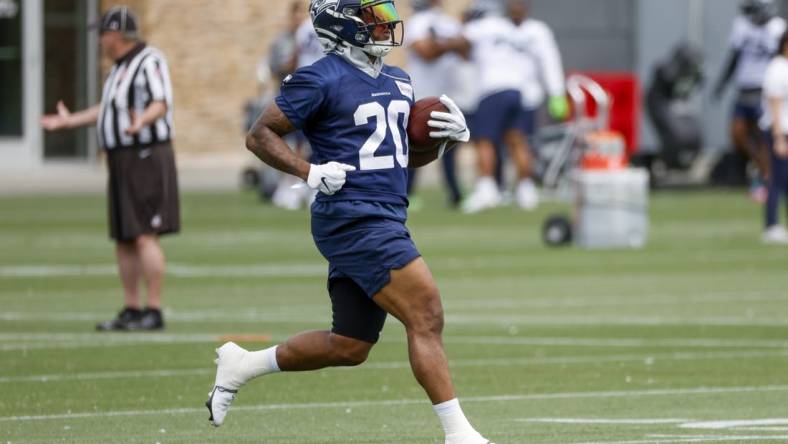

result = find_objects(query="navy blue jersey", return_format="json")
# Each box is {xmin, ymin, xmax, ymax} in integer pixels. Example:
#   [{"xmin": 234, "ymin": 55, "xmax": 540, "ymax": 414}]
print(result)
[{"xmin": 275, "ymin": 54, "xmax": 415, "ymax": 212}]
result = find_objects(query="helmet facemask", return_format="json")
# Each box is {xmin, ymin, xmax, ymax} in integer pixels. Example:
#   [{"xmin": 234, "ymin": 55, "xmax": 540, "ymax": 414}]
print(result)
[{"xmin": 357, "ymin": 0, "xmax": 404, "ymax": 57}]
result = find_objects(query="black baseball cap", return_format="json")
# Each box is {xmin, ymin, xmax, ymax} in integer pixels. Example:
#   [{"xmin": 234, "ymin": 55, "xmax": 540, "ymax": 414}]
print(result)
[{"xmin": 89, "ymin": 5, "xmax": 140, "ymax": 38}]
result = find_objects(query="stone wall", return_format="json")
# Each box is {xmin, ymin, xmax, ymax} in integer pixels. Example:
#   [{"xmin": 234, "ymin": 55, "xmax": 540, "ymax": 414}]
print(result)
[{"xmin": 98, "ymin": 0, "xmax": 472, "ymax": 159}]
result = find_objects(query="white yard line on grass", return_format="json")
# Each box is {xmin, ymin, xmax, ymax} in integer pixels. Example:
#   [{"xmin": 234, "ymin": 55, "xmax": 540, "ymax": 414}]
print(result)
[
  {"xmin": 0, "ymin": 311, "xmax": 325, "ymax": 323},
  {"xmin": 679, "ymin": 419, "xmax": 788, "ymax": 429},
  {"xmin": 1, "ymin": 287, "xmax": 782, "ymax": 308},
  {"xmin": 578, "ymin": 435, "xmax": 788, "ymax": 444},
  {"xmin": 0, "ymin": 332, "xmax": 222, "ymax": 349},
  {"xmin": 0, "ymin": 264, "xmax": 327, "ymax": 278},
  {"xmin": 516, "ymin": 420, "xmax": 788, "ymax": 443},
  {"xmin": 2, "ymin": 385, "xmax": 788, "ymax": 423},
  {"xmin": 4, "ymin": 332, "xmax": 788, "ymax": 351},
  {"xmin": 0, "ymin": 265, "xmax": 117, "ymax": 277},
  {"xmin": 518, "ymin": 418, "xmax": 691, "ymax": 425},
  {"xmin": 5, "ymin": 310, "xmax": 788, "ymax": 327},
  {"xmin": 3, "ymin": 257, "xmax": 786, "ymax": 280},
  {"xmin": 445, "ymin": 292, "xmax": 786, "ymax": 310},
  {"xmin": 4, "ymin": 333, "xmax": 788, "ymax": 351},
  {"xmin": 1, "ymin": 350, "xmax": 787, "ymax": 383},
  {"xmin": 0, "ymin": 368, "xmax": 213, "ymax": 383},
  {"xmin": 443, "ymin": 336, "xmax": 788, "ymax": 349},
  {"xmin": 444, "ymin": 314, "xmax": 788, "ymax": 327}
]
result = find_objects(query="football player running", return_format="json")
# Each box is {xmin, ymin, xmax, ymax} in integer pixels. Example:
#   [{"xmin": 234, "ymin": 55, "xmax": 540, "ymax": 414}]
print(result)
[{"xmin": 206, "ymin": 1, "xmax": 492, "ymax": 443}]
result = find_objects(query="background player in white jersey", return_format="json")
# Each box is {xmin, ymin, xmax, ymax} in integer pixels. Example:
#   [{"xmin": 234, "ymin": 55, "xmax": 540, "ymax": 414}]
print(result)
[
  {"xmin": 440, "ymin": 0, "xmax": 567, "ymax": 213},
  {"xmin": 715, "ymin": 0, "xmax": 786, "ymax": 201},
  {"xmin": 516, "ymin": 4, "xmax": 568, "ymax": 130},
  {"xmin": 406, "ymin": 0, "xmax": 465, "ymax": 207}
]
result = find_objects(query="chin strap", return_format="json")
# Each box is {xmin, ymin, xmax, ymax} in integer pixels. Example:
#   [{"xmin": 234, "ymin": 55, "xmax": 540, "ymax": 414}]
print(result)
[
  {"xmin": 329, "ymin": 43, "xmax": 384, "ymax": 78},
  {"xmin": 328, "ymin": 40, "xmax": 410, "ymax": 82}
]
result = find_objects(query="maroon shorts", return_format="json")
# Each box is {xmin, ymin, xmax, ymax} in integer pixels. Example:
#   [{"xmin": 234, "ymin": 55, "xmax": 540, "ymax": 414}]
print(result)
[{"xmin": 107, "ymin": 142, "xmax": 180, "ymax": 241}]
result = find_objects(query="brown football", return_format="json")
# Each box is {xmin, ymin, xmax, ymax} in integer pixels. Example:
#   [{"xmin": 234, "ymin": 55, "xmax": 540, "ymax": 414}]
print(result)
[{"xmin": 407, "ymin": 96, "xmax": 449, "ymax": 153}]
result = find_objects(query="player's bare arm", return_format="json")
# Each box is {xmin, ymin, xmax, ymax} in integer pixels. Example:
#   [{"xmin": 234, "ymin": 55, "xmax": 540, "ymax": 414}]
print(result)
[
  {"xmin": 411, "ymin": 39, "xmax": 445, "ymax": 62},
  {"xmin": 436, "ymin": 36, "xmax": 471, "ymax": 59},
  {"xmin": 246, "ymin": 102, "xmax": 310, "ymax": 181},
  {"xmin": 714, "ymin": 49, "xmax": 741, "ymax": 99}
]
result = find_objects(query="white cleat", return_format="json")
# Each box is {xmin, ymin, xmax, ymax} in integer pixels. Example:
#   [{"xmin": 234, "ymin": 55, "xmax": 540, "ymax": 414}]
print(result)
[
  {"xmin": 206, "ymin": 385, "xmax": 238, "ymax": 427},
  {"xmin": 462, "ymin": 178, "xmax": 501, "ymax": 214},
  {"xmin": 446, "ymin": 431, "xmax": 495, "ymax": 444},
  {"xmin": 206, "ymin": 342, "xmax": 250, "ymax": 427},
  {"xmin": 762, "ymin": 225, "xmax": 788, "ymax": 245},
  {"xmin": 516, "ymin": 178, "xmax": 539, "ymax": 211},
  {"xmin": 272, "ymin": 183, "xmax": 303, "ymax": 210}
]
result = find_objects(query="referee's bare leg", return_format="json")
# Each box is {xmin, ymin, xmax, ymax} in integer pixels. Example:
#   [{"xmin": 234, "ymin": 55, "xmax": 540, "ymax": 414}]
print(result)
[
  {"xmin": 135, "ymin": 234, "xmax": 165, "ymax": 309},
  {"xmin": 116, "ymin": 235, "xmax": 165, "ymax": 309},
  {"xmin": 116, "ymin": 240, "xmax": 142, "ymax": 309}
]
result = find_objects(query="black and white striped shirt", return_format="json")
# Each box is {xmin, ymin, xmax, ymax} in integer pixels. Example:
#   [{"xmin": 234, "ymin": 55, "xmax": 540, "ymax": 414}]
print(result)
[{"xmin": 97, "ymin": 43, "xmax": 174, "ymax": 149}]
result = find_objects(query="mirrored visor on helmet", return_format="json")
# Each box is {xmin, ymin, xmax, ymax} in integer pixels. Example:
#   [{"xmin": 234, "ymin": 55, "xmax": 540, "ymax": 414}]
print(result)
[
  {"xmin": 360, "ymin": 0, "xmax": 401, "ymax": 26},
  {"xmin": 359, "ymin": 0, "xmax": 403, "ymax": 46}
]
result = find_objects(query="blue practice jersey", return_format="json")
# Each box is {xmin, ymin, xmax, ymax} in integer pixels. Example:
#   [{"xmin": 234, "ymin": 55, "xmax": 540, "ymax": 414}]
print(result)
[{"xmin": 275, "ymin": 54, "xmax": 415, "ymax": 213}]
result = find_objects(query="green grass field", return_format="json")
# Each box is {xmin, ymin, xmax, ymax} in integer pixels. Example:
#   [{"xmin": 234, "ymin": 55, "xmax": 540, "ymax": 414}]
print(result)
[{"xmin": 1, "ymin": 189, "xmax": 787, "ymax": 443}]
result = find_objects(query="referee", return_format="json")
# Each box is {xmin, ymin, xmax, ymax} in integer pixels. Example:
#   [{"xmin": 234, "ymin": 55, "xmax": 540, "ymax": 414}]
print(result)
[{"xmin": 41, "ymin": 5, "xmax": 179, "ymax": 331}]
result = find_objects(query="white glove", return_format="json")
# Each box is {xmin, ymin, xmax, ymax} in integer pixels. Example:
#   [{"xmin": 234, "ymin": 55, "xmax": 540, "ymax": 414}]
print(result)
[
  {"xmin": 307, "ymin": 162, "xmax": 356, "ymax": 195},
  {"xmin": 428, "ymin": 94, "xmax": 471, "ymax": 143}
]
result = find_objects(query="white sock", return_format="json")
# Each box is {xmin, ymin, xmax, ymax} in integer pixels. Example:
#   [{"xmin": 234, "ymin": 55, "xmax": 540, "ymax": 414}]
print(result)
[
  {"xmin": 433, "ymin": 398, "xmax": 476, "ymax": 438},
  {"xmin": 241, "ymin": 345, "xmax": 281, "ymax": 380},
  {"xmin": 518, "ymin": 177, "xmax": 535, "ymax": 187},
  {"xmin": 477, "ymin": 176, "xmax": 497, "ymax": 193}
]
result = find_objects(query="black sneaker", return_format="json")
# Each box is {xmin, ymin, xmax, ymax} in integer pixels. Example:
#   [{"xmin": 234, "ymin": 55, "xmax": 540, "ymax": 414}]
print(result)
[
  {"xmin": 126, "ymin": 308, "xmax": 165, "ymax": 331},
  {"xmin": 96, "ymin": 307, "xmax": 142, "ymax": 331}
]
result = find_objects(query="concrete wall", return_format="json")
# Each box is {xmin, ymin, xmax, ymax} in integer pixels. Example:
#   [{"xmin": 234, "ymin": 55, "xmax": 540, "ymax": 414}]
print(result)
[{"xmin": 531, "ymin": 0, "xmax": 635, "ymax": 72}]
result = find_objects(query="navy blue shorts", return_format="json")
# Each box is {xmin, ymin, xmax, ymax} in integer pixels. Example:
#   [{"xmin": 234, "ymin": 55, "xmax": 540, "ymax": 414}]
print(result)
[
  {"xmin": 733, "ymin": 103, "xmax": 762, "ymax": 121},
  {"xmin": 732, "ymin": 89, "xmax": 763, "ymax": 122},
  {"xmin": 311, "ymin": 201, "xmax": 421, "ymax": 298},
  {"xmin": 471, "ymin": 89, "xmax": 536, "ymax": 141}
]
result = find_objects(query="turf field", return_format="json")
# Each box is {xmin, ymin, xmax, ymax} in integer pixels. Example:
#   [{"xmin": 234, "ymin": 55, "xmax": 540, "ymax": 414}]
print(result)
[{"xmin": 1, "ymin": 189, "xmax": 787, "ymax": 443}]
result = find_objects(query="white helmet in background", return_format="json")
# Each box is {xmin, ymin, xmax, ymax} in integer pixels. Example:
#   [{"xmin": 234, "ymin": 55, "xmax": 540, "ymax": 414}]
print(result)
[{"xmin": 741, "ymin": 0, "xmax": 777, "ymax": 25}]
